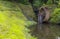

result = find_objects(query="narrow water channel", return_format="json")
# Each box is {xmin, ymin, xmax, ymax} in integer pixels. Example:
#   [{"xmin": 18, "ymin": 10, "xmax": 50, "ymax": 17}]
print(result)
[{"xmin": 29, "ymin": 24, "xmax": 60, "ymax": 39}]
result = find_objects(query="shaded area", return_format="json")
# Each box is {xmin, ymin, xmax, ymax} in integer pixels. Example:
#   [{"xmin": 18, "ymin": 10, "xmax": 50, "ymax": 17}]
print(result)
[{"xmin": 29, "ymin": 24, "xmax": 60, "ymax": 39}]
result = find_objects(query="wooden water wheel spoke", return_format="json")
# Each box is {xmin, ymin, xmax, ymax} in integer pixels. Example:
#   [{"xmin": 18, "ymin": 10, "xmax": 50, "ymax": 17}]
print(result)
[
  {"xmin": 43, "ymin": 8, "xmax": 50, "ymax": 21},
  {"xmin": 38, "ymin": 6, "xmax": 50, "ymax": 23}
]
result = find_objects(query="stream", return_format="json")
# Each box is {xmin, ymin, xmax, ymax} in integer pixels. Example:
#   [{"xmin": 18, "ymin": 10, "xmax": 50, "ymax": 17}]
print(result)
[{"xmin": 29, "ymin": 24, "xmax": 60, "ymax": 39}]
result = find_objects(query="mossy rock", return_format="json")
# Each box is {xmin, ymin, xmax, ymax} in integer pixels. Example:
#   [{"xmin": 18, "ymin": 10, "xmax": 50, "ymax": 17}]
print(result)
[
  {"xmin": 19, "ymin": 4, "xmax": 36, "ymax": 21},
  {"xmin": 0, "ymin": 1, "xmax": 36, "ymax": 39}
]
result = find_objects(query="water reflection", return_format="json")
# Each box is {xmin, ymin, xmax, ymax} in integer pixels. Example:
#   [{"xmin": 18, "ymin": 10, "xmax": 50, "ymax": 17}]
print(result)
[{"xmin": 30, "ymin": 24, "xmax": 60, "ymax": 39}]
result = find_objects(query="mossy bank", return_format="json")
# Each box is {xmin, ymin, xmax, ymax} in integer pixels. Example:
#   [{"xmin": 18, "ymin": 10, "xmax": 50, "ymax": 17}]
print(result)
[{"xmin": 0, "ymin": 1, "xmax": 36, "ymax": 39}]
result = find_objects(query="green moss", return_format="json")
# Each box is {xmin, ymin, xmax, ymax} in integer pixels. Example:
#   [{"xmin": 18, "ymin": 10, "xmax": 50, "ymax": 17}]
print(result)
[
  {"xmin": 19, "ymin": 4, "xmax": 36, "ymax": 21},
  {"xmin": 0, "ymin": 1, "xmax": 36, "ymax": 39}
]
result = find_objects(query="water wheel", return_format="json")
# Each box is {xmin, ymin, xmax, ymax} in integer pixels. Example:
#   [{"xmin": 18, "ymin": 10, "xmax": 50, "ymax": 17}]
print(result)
[{"xmin": 38, "ymin": 6, "xmax": 50, "ymax": 24}]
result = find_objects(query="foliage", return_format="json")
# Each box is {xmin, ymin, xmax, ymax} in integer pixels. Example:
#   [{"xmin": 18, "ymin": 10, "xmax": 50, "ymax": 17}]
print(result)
[
  {"xmin": 0, "ymin": 1, "xmax": 36, "ymax": 39},
  {"xmin": 50, "ymin": 8, "xmax": 60, "ymax": 23},
  {"xmin": 50, "ymin": 1, "xmax": 60, "ymax": 23},
  {"xmin": 32, "ymin": 0, "xmax": 60, "ymax": 7},
  {"xmin": 33, "ymin": 0, "xmax": 42, "ymax": 7},
  {"xmin": 0, "ymin": 0, "xmax": 29, "ymax": 4}
]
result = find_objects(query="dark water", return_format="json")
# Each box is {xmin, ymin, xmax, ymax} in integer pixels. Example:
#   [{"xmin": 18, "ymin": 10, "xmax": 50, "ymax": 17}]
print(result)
[{"xmin": 29, "ymin": 24, "xmax": 60, "ymax": 39}]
